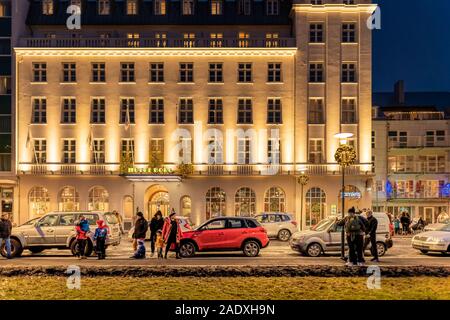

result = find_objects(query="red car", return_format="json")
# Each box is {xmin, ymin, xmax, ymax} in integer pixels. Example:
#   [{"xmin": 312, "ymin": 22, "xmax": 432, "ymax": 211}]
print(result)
[{"xmin": 179, "ymin": 217, "xmax": 270, "ymax": 257}]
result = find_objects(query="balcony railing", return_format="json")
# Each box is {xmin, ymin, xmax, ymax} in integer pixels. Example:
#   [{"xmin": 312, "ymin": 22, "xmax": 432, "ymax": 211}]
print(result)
[
  {"xmin": 388, "ymin": 162, "xmax": 450, "ymax": 174},
  {"xmin": 22, "ymin": 163, "xmax": 373, "ymax": 177},
  {"xmin": 388, "ymin": 193, "xmax": 449, "ymax": 200},
  {"xmin": 20, "ymin": 37, "xmax": 297, "ymax": 49},
  {"xmin": 388, "ymin": 136, "xmax": 450, "ymax": 148}
]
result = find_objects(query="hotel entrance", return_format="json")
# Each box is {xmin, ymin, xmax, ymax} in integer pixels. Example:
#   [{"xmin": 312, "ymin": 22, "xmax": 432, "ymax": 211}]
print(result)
[{"xmin": 145, "ymin": 185, "xmax": 170, "ymax": 220}]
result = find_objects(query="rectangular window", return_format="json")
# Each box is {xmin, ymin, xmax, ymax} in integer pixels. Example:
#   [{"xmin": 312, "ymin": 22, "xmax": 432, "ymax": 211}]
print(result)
[
  {"xmin": 0, "ymin": 1, "xmax": 11, "ymax": 17},
  {"xmin": 126, "ymin": 0, "xmax": 138, "ymax": 15},
  {"xmin": 92, "ymin": 63, "xmax": 106, "ymax": 82},
  {"xmin": 237, "ymin": 137, "xmax": 251, "ymax": 164},
  {"xmin": 308, "ymin": 98, "xmax": 324, "ymax": 124},
  {"xmin": 309, "ymin": 23, "xmax": 324, "ymax": 43},
  {"xmin": 182, "ymin": 0, "xmax": 195, "ymax": 15},
  {"xmin": 238, "ymin": 0, "xmax": 251, "ymax": 15},
  {"xmin": 208, "ymin": 137, "xmax": 223, "ymax": 164},
  {"xmin": 33, "ymin": 139, "xmax": 47, "ymax": 164},
  {"xmin": 179, "ymin": 63, "xmax": 194, "ymax": 82},
  {"xmin": 265, "ymin": 33, "xmax": 279, "ymax": 47},
  {"xmin": 61, "ymin": 62, "xmax": 76, "ymax": 83},
  {"xmin": 309, "ymin": 139, "xmax": 324, "ymax": 164},
  {"xmin": 120, "ymin": 98, "xmax": 135, "ymax": 124},
  {"xmin": 178, "ymin": 138, "xmax": 192, "ymax": 164},
  {"xmin": 121, "ymin": 139, "xmax": 135, "ymax": 162},
  {"xmin": 91, "ymin": 98, "xmax": 106, "ymax": 124},
  {"xmin": 149, "ymin": 63, "xmax": 164, "ymax": 82},
  {"xmin": 62, "ymin": 139, "xmax": 76, "ymax": 164},
  {"xmin": 154, "ymin": 0, "xmax": 166, "ymax": 15},
  {"xmin": 210, "ymin": 33, "xmax": 223, "ymax": 47},
  {"xmin": 266, "ymin": 0, "xmax": 279, "ymax": 15},
  {"xmin": 42, "ymin": 0, "xmax": 54, "ymax": 15},
  {"xmin": 238, "ymin": 63, "xmax": 252, "ymax": 82},
  {"xmin": 149, "ymin": 98, "xmax": 164, "ymax": 124},
  {"xmin": 309, "ymin": 63, "xmax": 324, "ymax": 82},
  {"xmin": 208, "ymin": 98, "xmax": 223, "ymax": 124},
  {"xmin": 341, "ymin": 98, "xmax": 357, "ymax": 124},
  {"xmin": 183, "ymin": 33, "xmax": 196, "ymax": 48},
  {"xmin": 211, "ymin": 0, "xmax": 223, "ymax": 15},
  {"xmin": 342, "ymin": 23, "xmax": 356, "ymax": 43},
  {"xmin": 268, "ymin": 138, "xmax": 281, "ymax": 164},
  {"xmin": 92, "ymin": 139, "xmax": 105, "ymax": 163},
  {"xmin": 209, "ymin": 63, "xmax": 223, "ymax": 83},
  {"xmin": 342, "ymin": 63, "xmax": 357, "ymax": 82},
  {"xmin": 267, "ymin": 63, "xmax": 282, "ymax": 82},
  {"xmin": 237, "ymin": 98, "xmax": 252, "ymax": 124},
  {"xmin": 238, "ymin": 32, "xmax": 250, "ymax": 48},
  {"xmin": 267, "ymin": 98, "xmax": 282, "ymax": 124},
  {"xmin": 0, "ymin": 76, "xmax": 11, "ymax": 95},
  {"xmin": 179, "ymin": 98, "xmax": 194, "ymax": 124},
  {"xmin": 372, "ymin": 131, "xmax": 375, "ymax": 149},
  {"xmin": 127, "ymin": 33, "xmax": 140, "ymax": 47},
  {"xmin": 150, "ymin": 139, "xmax": 164, "ymax": 164},
  {"xmin": 33, "ymin": 63, "xmax": 47, "ymax": 82},
  {"xmin": 120, "ymin": 63, "xmax": 135, "ymax": 82},
  {"xmin": 155, "ymin": 33, "xmax": 167, "ymax": 47},
  {"xmin": 32, "ymin": 98, "xmax": 47, "ymax": 124},
  {"xmin": 98, "ymin": 0, "xmax": 110, "ymax": 15},
  {"xmin": 61, "ymin": 98, "xmax": 76, "ymax": 124}
]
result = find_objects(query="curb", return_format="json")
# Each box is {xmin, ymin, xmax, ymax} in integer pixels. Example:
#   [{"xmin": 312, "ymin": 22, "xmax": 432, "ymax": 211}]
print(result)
[{"xmin": 0, "ymin": 265, "xmax": 449, "ymax": 277}]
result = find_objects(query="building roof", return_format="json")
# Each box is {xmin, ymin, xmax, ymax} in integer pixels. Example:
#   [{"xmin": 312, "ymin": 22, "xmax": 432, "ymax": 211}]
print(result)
[
  {"xmin": 26, "ymin": 0, "xmax": 294, "ymax": 26},
  {"xmin": 373, "ymin": 92, "xmax": 450, "ymax": 110}
]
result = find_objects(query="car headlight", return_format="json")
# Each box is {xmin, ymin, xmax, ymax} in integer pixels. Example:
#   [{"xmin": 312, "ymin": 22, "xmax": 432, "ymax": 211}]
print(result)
[{"xmin": 427, "ymin": 237, "xmax": 445, "ymax": 244}]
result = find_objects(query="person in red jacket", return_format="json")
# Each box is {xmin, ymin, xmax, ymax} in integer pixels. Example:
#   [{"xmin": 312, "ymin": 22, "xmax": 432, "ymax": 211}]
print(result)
[
  {"xmin": 162, "ymin": 209, "xmax": 183, "ymax": 259},
  {"xmin": 75, "ymin": 215, "xmax": 89, "ymax": 259}
]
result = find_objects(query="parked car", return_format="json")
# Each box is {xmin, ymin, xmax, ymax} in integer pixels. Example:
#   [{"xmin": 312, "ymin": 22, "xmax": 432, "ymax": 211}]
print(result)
[
  {"xmin": 127, "ymin": 216, "xmax": 193, "ymax": 240},
  {"xmin": 179, "ymin": 217, "xmax": 270, "ymax": 258},
  {"xmin": 1, "ymin": 211, "xmax": 121, "ymax": 258},
  {"xmin": 411, "ymin": 224, "xmax": 450, "ymax": 255},
  {"xmin": 424, "ymin": 218, "xmax": 450, "ymax": 232},
  {"xmin": 289, "ymin": 213, "xmax": 393, "ymax": 257},
  {"xmin": 254, "ymin": 213, "xmax": 298, "ymax": 241}
]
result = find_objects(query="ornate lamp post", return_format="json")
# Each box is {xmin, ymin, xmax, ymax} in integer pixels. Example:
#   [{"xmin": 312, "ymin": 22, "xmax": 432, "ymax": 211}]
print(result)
[
  {"xmin": 297, "ymin": 172, "xmax": 309, "ymax": 230},
  {"xmin": 334, "ymin": 133, "xmax": 357, "ymax": 260}
]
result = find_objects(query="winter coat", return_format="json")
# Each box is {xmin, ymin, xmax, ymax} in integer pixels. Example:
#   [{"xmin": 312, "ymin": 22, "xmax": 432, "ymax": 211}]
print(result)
[
  {"xmin": 94, "ymin": 220, "xmax": 109, "ymax": 240},
  {"xmin": 75, "ymin": 225, "xmax": 88, "ymax": 240},
  {"xmin": 162, "ymin": 217, "xmax": 183, "ymax": 243},
  {"xmin": 149, "ymin": 217, "xmax": 164, "ymax": 234},
  {"xmin": 133, "ymin": 217, "xmax": 148, "ymax": 239},
  {"xmin": 366, "ymin": 215, "xmax": 378, "ymax": 236},
  {"xmin": 0, "ymin": 218, "xmax": 12, "ymax": 238}
]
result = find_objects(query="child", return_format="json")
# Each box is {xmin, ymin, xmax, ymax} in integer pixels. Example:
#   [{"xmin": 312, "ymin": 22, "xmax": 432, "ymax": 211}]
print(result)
[
  {"xmin": 94, "ymin": 220, "xmax": 108, "ymax": 260},
  {"xmin": 156, "ymin": 230, "xmax": 164, "ymax": 259},
  {"xmin": 133, "ymin": 239, "xmax": 146, "ymax": 259},
  {"xmin": 75, "ymin": 215, "xmax": 90, "ymax": 259}
]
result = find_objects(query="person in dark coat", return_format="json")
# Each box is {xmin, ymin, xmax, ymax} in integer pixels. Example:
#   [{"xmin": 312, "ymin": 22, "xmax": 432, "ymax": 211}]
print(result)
[
  {"xmin": 162, "ymin": 209, "xmax": 183, "ymax": 259},
  {"xmin": 131, "ymin": 212, "xmax": 148, "ymax": 259},
  {"xmin": 400, "ymin": 212, "xmax": 410, "ymax": 235},
  {"xmin": 149, "ymin": 211, "xmax": 164, "ymax": 257},
  {"xmin": 0, "ymin": 213, "xmax": 12, "ymax": 259},
  {"xmin": 337, "ymin": 207, "xmax": 366, "ymax": 266},
  {"xmin": 364, "ymin": 210, "xmax": 379, "ymax": 262}
]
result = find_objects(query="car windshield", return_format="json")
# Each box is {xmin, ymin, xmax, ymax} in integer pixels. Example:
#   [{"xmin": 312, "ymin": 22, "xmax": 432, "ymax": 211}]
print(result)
[
  {"xmin": 437, "ymin": 224, "xmax": 450, "ymax": 232},
  {"xmin": 20, "ymin": 217, "xmax": 40, "ymax": 226},
  {"xmin": 311, "ymin": 218, "xmax": 334, "ymax": 231},
  {"xmin": 103, "ymin": 213, "xmax": 118, "ymax": 225}
]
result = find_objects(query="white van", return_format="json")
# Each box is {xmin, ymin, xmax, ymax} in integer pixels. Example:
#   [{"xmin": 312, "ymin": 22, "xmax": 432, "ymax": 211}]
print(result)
[{"xmin": 290, "ymin": 212, "xmax": 394, "ymax": 257}]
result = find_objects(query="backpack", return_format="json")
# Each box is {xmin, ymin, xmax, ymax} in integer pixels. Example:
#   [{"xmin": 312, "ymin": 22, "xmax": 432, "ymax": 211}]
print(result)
[{"xmin": 346, "ymin": 216, "xmax": 363, "ymax": 233}]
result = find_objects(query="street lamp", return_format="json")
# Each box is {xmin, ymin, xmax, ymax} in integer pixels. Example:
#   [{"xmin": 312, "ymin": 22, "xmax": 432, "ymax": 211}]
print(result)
[
  {"xmin": 334, "ymin": 133, "xmax": 357, "ymax": 260},
  {"xmin": 297, "ymin": 171, "xmax": 309, "ymax": 230}
]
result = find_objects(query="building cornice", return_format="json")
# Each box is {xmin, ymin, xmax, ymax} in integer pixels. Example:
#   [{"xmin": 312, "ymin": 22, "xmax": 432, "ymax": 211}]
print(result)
[
  {"xmin": 291, "ymin": 4, "xmax": 378, "ymax": 14},
  {"xmin": 14, "ymin": 48, "xmax": 298, "ymax": 57}
]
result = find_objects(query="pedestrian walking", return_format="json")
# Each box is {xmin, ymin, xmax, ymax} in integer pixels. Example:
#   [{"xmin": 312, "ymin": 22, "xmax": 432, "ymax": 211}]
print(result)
[
  {"xmin": 337, "ymin": 207, "xmax": 366, "ymax": 267},
  {"xmin": 162, "ymin": 209, "xmax": 183, "ymax": 259},
  {"xmin": 112, "ymin": 210, "xmax": 125, "ymax": 235},
  {"xmin": 149, "ymin": 211, "xmax": 164, "ymax": 257},
  {"xmin": 155, "ymin": 230, "xmax": 164, "ymax": 259},
  {"xmin": 394, "ymin": 216, "xmax": 401, "ymax": 235},
  {"xmin": 75, "ymin": 215, "xmax": 90, "ymax": 259},
  {"xmin": 131, "ymin": 212, "xmax": 148, "ymax": 259},
  {"xmin": 94, "ymin": 219, "xmax": 108, "ymax": 260},
  {"xmin": 0, "ymin": 213, "xmax": 12, "ymax": 259},
  {"xmin": 364, "ymin": 210, "xmax": 379, "ymax": 262},
  {"xmin": 400, "ymin": 212, "xmax": 410, "ymax": 235}
]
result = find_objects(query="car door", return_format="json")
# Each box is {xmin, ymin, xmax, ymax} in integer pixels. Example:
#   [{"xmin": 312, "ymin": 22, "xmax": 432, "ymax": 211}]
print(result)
[
  {"xmin": 54, "ymin": 214, "xmax": 76, "ymax": 245},
  {"xmin": 263, "ymin": 214, "xmax": 277, "ymax": 237},
  {"xmin": 224, "ymin": 219, "xmax": 247, "ymax": 249},
  {"xmin": 193, "ymin": 219, "xmax": 227, "ymax": 250},
  {"xmin": 326, "ymin": 223, "xmax": 344, "ymax": 251},
  {"xmin": 26, "ymin": 214, "xmax": 59, "ymax": 245}
]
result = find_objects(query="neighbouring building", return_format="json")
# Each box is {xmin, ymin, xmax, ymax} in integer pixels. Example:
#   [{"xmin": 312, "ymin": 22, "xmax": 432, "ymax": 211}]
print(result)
[
  {"xmin": 13, "ymin": 0, "xmax": 375, "ymax": 230},
  {"xmin": 372, "ymin": 81, "xmax": 450, "ymax": 224}
]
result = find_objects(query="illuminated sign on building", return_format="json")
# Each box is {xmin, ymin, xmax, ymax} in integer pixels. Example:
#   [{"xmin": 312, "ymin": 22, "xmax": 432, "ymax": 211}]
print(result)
[{"xmin": 125, "ymin": 167, "xmax": 175, "ymax": 175}]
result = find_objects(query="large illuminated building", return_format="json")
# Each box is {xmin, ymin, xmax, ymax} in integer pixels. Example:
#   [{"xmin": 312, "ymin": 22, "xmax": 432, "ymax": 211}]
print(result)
[{"xmin": 13, "ymin": 0, "xmax": 375, "ymax": 229}]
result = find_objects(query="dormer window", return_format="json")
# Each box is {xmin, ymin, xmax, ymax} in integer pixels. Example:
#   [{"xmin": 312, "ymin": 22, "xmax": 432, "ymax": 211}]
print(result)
[
  {"xmin": 42, "ymin": 0, "xmax": 54, "ymax": 15},
  {"xmin": 126, "ymin": 0, "xmax": 138, "ymax": 15},
  {"xmin": 98, "ymin": 0, "xmax": 110, "ymax": 15},
  {"xmin": 266, "ymin": 0, "xmax": 279, "ymax": 16},
  {"xmin": 183, "ymin": 0, "xmax": 195, "ymax": 15},
  {"xmin": 154, "ymin": 0, "xmax": 166, "ymax": 15},
  {"xmin": 238, "ymin": 0, "xmax": 251, "ymax": 15},
  {"xmin": 70, "ymin": 0, "xmax": 82, "ymax": 11},
  {"xmin": 211, "ymin": 0, "xmax": 223, "ymax": 15}
]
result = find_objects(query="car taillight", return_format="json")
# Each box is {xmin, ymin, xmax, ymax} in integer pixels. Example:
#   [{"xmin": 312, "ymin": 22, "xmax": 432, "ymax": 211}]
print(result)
[{"xmin": 291, "ymin": 221, "xmax": 298, "ymax": 227}]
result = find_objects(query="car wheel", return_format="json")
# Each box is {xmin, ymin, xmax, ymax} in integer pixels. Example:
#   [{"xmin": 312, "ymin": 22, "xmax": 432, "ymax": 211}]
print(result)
[
  {"xmin": 70, "ymin": 239, "xmax": 93, "ymax": 257},
  {"xmin": 70, "ymin": 239, "xmax": 78, "ymax": 256},
  {"xmin": 243, "ymin": 240, "xmax": 260, "ymax": 257},
  {"xmin": 29, "ymin": 247, "xmax": 45, "ymax": 254},
  {"xmin": 306, "ymin": 243, "xmax": 322, "ymax": 257},
  {"xmin": 180, "ymin": 241, "xmax": 196, "ymax": 258},
  {"xmin": 0, "ymin": 238, "xmax": 23, "ymax": 258},
  {"xmin": 420, "ymin": 250, "xmax": 429, "ymax": 254},
  {"xmin": 376, "ymin": 242, "xmax": 386, "ymax": 257},
  {"xmin": 277, "ymin": 229, "xmax": 291, "ymax": 242}
]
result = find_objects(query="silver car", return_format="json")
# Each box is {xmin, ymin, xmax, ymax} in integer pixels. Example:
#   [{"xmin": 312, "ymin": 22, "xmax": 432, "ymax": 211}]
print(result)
[
  {"xmin": 412, "ymin": 224, "xmax": 450, "ymax": 255},
  {"xmin": 1, "ymin": 211, "xmax": 121, "ymax": 258},
  {"xmin": 255, "ymin": 213, "xmax": 299, "ymax": 241}
]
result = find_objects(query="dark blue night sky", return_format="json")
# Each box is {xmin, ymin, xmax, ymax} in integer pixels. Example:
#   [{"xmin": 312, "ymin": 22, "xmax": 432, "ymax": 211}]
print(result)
[{"xmin": 373, "ymin": 0, "xmax": 450, "ymax": 92}]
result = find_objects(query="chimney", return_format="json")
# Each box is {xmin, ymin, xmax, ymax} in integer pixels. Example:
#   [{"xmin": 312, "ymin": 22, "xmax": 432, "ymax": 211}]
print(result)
[{"xmin": 394, "ymin": 80, "xmax": 405, "ymax": 105}]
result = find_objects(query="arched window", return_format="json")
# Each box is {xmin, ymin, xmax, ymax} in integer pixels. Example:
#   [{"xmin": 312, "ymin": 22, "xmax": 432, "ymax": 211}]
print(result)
[
  {"xmin": 28, "ymin": 186, "xmax": 50, "ymax": 218},
  {"xmin": 264, "ymin": 187, "xmax": 285, "ymax": 212},
  {"xmin": 306, "ymin": 187, "xmax": 327, "ymax": 227},
  {"xmin": 235, "ymin": 187, "xmax": 256, "ymax": 216},
  {"xmin": 180, "ymin": 196, "xmax": 192, "ymax": 218},
  {"xmin": 88, "ymin": 186, "xmax": 109, "ymax": 211},
  {"xmin": 58, "ymin": 186, "xmax": 80, "ymax": 212},
  {"xmin": 206, "ymin": 187, "xmax": 226, "ymax": 219}
]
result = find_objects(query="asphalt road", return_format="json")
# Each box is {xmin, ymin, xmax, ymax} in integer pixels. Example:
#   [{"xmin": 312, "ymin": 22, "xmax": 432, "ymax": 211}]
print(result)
[{"xmin": 0, "ymin": 236, "xmax": 448, "ymax": 267}]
